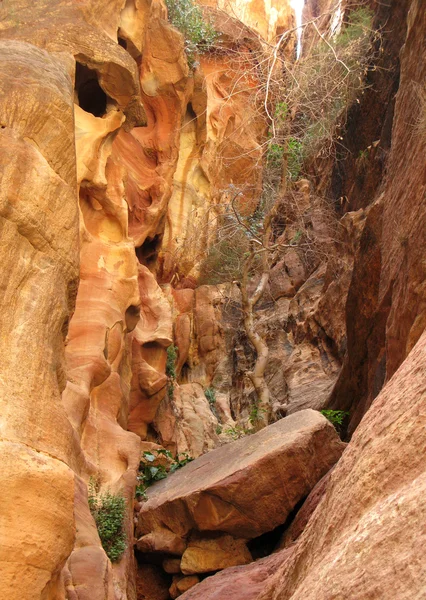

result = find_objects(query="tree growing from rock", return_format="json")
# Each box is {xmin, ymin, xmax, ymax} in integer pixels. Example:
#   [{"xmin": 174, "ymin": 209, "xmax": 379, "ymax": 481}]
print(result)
[{"xmin": 170, "ymin": 5, "xmax": 381, "ymax": 429}]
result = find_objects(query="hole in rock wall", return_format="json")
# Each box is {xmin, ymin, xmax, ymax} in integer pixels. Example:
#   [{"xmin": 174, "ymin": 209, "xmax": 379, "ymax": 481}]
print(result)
[
  {"xmin": 75, "ymin": 62, "xmax": 107, "ymax": 117},
  {"xmin": 118, "ymin": 36, "xmax": 128, "ymax": 49},
  {"xmin": 247, "ymin": 494, "xmax": 307, "ymax": 559},
  {"xmin": 180, "ymin": 362, "xmax": 190, "ymax": 384},
  {"xmin": 135, "ymin": 234, "xmax": 163, "ymax": 269},
  {"xmin": 125, "ymin": 305, "xmax": 141, "ymax": 332}
]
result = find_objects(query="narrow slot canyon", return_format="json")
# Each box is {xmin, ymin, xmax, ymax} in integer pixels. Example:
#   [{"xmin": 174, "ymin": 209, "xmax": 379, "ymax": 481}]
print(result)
[{"xmin": 0, "ymin": 1, "xmax": 425, "ymax": 600}]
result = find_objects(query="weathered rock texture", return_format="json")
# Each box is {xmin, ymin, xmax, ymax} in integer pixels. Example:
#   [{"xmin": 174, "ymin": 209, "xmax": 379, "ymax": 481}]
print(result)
[
  {"xmin": 258, "ymin": 327, "xmax": 426, "ymax": 599},
  {"xmin": 0, "ymin": 0, "xmax": 189, "ymax": 597},
  {"xmin": 1, "ymin": 0, "xmax": 425, "ymax": 597},
  {"xmin": 0, "ymin": 41, "xmax": 79, "ymax": 600},
  {"xmin": 326, "ymin": 0, "xmax": 426, "ymax": 433}
]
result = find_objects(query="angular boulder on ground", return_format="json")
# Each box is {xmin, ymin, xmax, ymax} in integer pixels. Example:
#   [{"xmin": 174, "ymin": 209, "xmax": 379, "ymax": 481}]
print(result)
[{"xmin": 137, "ymin": 410, "xmax": 345, "ymax": 540}]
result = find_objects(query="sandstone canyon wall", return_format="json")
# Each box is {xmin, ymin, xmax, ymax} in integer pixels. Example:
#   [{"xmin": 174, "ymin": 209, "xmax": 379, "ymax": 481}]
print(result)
[{"xmin": 0, "ymin": 0, "xmax": 425, "ymax": 599}]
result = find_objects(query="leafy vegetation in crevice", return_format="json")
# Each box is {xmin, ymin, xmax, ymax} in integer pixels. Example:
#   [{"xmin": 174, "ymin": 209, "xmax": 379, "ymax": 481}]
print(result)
[
  {"xmin": 321, "ymin": 409, "xmax": 349, "ymax": 434},
  {"xmin": 204, "ymin": 386, "xmax": 216, "ymax": 405},
  {"xmin": 88, "ymin": 478, "xmax": 127, "ymax": 562},
  {"xmin": 165, "ymin": 0, "xmax": 218, "ymax": 68},
  {"xmin": 135, "ymin": 449, "xmax": 193, "ymax": 500},
  {"xmin": 166, "ymin": 344, "xmax": 178, "ymax": 398}
]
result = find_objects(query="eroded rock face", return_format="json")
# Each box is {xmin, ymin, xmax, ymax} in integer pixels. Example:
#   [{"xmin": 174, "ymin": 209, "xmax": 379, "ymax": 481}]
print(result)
[
  {"xmin": 0, "ymin": 0, "xmax": 188, "ymax": 597},
  {"xmin": 137, "ymin": 410, "xmax": 345, "ymax": 539},
  {"xmin": 258, "ymin": 330, "xmax": 426, "ymax": 600},
  {"xmin": 328, "ymin": 0, "xmax": 426, "ymax": 433},
  {"xmin": 0, "ymin": 42, "xmax": 79, "ymax": 600}
]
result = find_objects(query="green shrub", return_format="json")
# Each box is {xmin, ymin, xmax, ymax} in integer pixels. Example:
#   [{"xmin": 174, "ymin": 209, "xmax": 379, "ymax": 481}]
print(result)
[
  {"xmin": 287, "ymin": 137, "xmax": 304, "ymax": 180},
  {"xmin": 248, "ymin": 403, "xmax": 266, "ymax": 426},
  {"xmin": 170, "ymin": 452, "xmax": 193, "ymax": 473},
  {"xmin": 165, "ymin": 0, "xmax": 218, "ymax": 67},
  {"xmin": 204, "ymin": 387, "xmax": 216, "ymax": 406},
  {"xmin": 199, "ymin": 233, "xmax": 249, "ymax": 285},
  {"xmin": 166, "ymin": 345, "xmax": 178, "ymax": 379},
  {"xmin": 135, "ymin": 450, "xmax": 193, "ymax": 500},
  {"xmin": 88, "ymin": 479, "xmax": 127, "ymax": 563},
  {"xmin": 266, "ymin": 142, "xmax": 285, "ymax": 169},
  {"xmin": 266, "ymin": 7, "xmax": 378, "ymax": 170},
  {"xmin": 320, "ymin": 409, "xmax": 349, "ymax": 429},
  {"xmin": 224, "ymin": 424, "xmax": 251, "ymax": 440}
]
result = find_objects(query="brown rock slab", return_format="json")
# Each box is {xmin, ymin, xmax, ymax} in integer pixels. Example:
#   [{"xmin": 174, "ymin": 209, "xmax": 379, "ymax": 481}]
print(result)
[
  {"xmin": 137, "ymin": 410, "xmax": 345, "ymax": 540},
  {"xmin": 181, "ymin": 534, "xmax": 252, "ymax": 574},
  {"xmin": 277, "ymin": 469, "xmax": 333, "ymax": 550},
  {"xmin": 136, "ymin": 564, "xmax": 171, "ymax": 600}
]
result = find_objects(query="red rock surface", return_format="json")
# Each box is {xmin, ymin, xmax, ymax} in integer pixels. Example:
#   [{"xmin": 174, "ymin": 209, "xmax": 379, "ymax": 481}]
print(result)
[
  {"xmin": 179, "ymin": 549, "xmax": 293, "ymax": 600},
  {"xmin": 137, "ymin": 410, "xmax": 345, "ymax": 539},
  {"xmin": 259, "ymin": 327, "xmax": 426, "ymax": 599}
]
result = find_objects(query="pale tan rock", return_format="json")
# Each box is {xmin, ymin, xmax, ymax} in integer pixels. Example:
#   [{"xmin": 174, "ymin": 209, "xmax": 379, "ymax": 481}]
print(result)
[
  {"xmin": 138, "ymin": 410, "xmax": 345, "ymax": 539},
  {"xmin": 199, "ymin": 0, "xmax": 295, "ymax": 43},
  {"xmin": 129, "ymin": 265, "xmax": 172, "ymax": 439},
  {"xmin": 179, "ymin": 549, "xmax": 293, "ymax": 600},
  {"xmin": 136, "ymin": 530, "xmax": 187, "ymax": 556},
  {"xmin": 0, "ymin": 41, "xmax": 79, "ymax": 600},
  {"xmin": 155, "ymin": 383, "xmax": 220, "ymax": 458},
  {"xmin": 181, "ymin": 534, "xmax": 252, "ymax": 574},
  {"xmin": 163, "ymin": 558, "xmax": 182, "ymax": 574},
  {"xmin": 0, "ymin": 442, "xmax": 76, "ymax": 600},
  {"xmin": 170, "ymin": 575, "xmax": 200, "ymax": 599}
]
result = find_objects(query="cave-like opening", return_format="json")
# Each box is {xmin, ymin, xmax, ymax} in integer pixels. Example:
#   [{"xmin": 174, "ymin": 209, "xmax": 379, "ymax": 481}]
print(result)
[{"xmin": 75, "ymin": 62, "xmax": 107, "ymax": 117}]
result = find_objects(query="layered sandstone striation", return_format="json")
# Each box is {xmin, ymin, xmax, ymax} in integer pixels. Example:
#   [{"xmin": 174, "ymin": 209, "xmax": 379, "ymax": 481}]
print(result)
[
  {"xmin": 0, "ymin": 42, "xmax": 80, "ymax": 600},
  {"xmin": 1, "ymin": 0, "xmax": 425, "ymax": 598},
  {"xmin": 0, "ymin": 0, "xmax": 190, "ymax": 597}
]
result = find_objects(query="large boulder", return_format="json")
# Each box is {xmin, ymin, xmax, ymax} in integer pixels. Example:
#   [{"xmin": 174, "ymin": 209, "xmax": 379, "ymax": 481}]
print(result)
[{"xmin": 137, "ymin": 410, "xmax": 345, "ymax": 540}]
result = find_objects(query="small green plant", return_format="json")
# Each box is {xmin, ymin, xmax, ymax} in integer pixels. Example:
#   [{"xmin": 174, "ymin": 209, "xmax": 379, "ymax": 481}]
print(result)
[
  {"xmin": 320, "ymin": 409, "xmax": 349, "ymax": 430},
  {"xmin": 165, "ymin": 0, "xmax": 218, "ymax": 68},
  {"xmin": 215, "ymin": 425, "xmax": 223, "ymax": 435},
  {"xmin": 166, "ymin": 345, "xmax": 178, "ymax": 379},
  {"xmin": 88, "ymin": 478, "xmax": 127, "ymax": 563},
  {"xmin": 287, "ymin": 137, "xmax": 304, "ymax": 180},
  {"xmin": 248, "ymin": 404, "xmax": 266, "ymax": 427},
  {"xmin": 274, "ymin": 101, "xmax": 288, "ymax": 126},
  {"xmin": 224, "ymin": 424, "xmax": 251, "ymax": 440},
  {"xmin": 170, "ymin": 452, "xmax": 193, "ymax": 473},
  {"xmin": 204, "ymin": 387, "xmax": 216, "ymax": 406},
  {"xmin": 266, "ymin": 142, "xmax": 285, "ymax": 169},
  {"xmin": 166, "ymin": 344, "xmax": 178, "ymax": 398},
  {"xmin": 135, "ymin": 450, "xmax": 193, "ymax": 500}
]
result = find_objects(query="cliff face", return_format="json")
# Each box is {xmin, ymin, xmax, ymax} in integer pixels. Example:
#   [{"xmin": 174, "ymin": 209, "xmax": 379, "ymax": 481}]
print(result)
[
  {"xmin": 0, "ymin": 0, "xmax": 425, "ymax": 599},
  {"xmin": 0, "ymin": 1, "xmax": 186, "ymax": 597}
]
